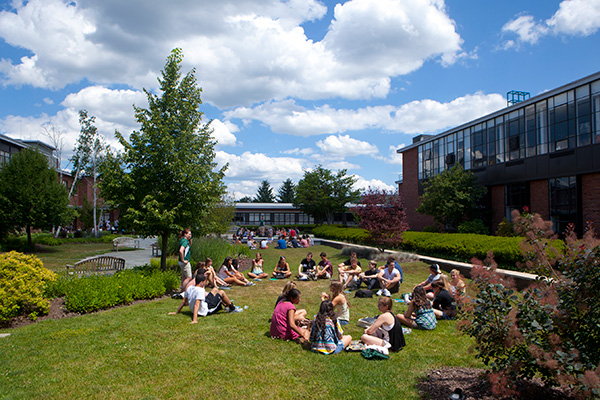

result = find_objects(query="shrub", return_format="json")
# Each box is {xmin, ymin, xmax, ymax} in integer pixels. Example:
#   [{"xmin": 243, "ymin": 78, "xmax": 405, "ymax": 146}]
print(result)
[
  {"xmin": 312, "ymin": 225, "xmax": 369, "ymax": 244},
  {"xmin": 457, "ymin": 219, "xmax": 489, "ymax": 235},
  {"xmin": 460, "ymin": 211, "xmax": 600, "ymax": 397},
  {"xmin": 0, "ymin": 251, "xmax": 57, "ymax": 322},
  {"xmin": 495, "ymin": 218, "xmax": 517, "ymax": 237},
  {"xmin": 162, "ymin": 235, "xmax": 252, "ymax": 264},
  {"xmin": 46, "ymin": 267, "xmax": 179, "ymax": 314}
]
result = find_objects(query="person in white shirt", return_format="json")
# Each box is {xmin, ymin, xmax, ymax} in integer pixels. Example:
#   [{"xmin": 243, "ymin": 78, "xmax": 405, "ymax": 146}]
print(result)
[
  {"xmin": 376, "ymin": 259, "xmax": 402, "ymax": 297},
  {"xmin": 169, "ymin": 274, "xmax": 243, "ymax": 323}
]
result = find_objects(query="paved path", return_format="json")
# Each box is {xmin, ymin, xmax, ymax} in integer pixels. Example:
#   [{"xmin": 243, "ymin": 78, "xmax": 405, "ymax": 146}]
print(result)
[{"xmin": 102, "ymin": 237, "xmax": 158, "ymax": 269}]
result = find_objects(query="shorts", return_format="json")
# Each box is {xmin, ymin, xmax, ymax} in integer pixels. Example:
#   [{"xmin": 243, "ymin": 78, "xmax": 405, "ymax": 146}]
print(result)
[
  {"xmin": 333, "ymin": 340, "xmax": 345, "ymax": 354},
  {"xmin": 179, "ymin": 261, "xmax": 192, "ymax": 278},
  {"xmin": 440, "ymin": 311, "xmax": 455, "ymax": 320},
  {"xmin": 320, "ymin": 272, "xmax": 331, "ymax": 279},
  {"xmin": 339, "ymin": 319, "xmax": 349, "ymax": 326},
  {"xmin": 205, "ymin": 292, "xmax": 223, "ymax": 315},
  {"xmin": 373, "ymin": 328, "xmax": 392, "ymax": 349}
]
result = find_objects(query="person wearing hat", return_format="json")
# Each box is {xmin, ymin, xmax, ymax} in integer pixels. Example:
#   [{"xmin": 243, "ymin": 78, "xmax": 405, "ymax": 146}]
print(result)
[{"xmin": 414, "ymin": 264, "xmax": 442, "ymax": 294}]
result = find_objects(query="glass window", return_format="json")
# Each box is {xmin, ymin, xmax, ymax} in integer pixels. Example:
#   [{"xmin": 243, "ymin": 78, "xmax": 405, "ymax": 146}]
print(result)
[
  {"xmin": 593, "ymin": 80, "xmax": 600, "ymax": 143},
  {"xmin": 495, "ymin": 116, "xmax": 505, "ymax": 163},
  {"xmin": 505, "ymin": 182, "xmax": 530, "ymax": 221},
  {"xmin": 472, "ymin": 123, "xmax": 486, "ymax": 168},
  {"xmin": 536, "ymin": 101, "xmax": 548, "ymax": 154},
  {"xmin": 549, "ymin": 176, "xmax": 577, "ymax": 235},
  {"xmin": 576, "ymin": 87, "xmax": 591, "ymax": 146},
  {"xmin": 486, "ymin": 120, "xmax": 496, "ymax": 165},
  {"xmin": 525, "ymin": 105, "xmax": 536, "ymax": 157},
  {"xmin": 506, "ymin": 109, "xmax": 524, "ymax": 160}
]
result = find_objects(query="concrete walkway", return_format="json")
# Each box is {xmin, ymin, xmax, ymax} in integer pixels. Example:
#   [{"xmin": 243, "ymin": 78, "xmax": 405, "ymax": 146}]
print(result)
[{"xmin": 101, "ymin": 237, "xmax": 158, "ymax": 269}]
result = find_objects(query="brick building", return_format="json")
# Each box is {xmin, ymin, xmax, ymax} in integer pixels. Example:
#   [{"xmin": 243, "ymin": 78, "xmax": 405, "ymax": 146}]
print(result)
[{"xmin": 397, "ymin": 71, "xmax": 600, "ymax": 235}]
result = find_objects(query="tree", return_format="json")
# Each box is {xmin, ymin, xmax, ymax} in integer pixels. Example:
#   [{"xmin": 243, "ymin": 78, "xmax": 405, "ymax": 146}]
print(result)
[
  {"xmin": 416, "ymin": 165, "xmax": 486, "ymax": 232},
  {"xmin": 99, "ymin": 48, "xmax": 226, "ymax": 270},
  {"xmin": 277, "ymin": 178, "xmax": 296, "ymax": 203},
  {"xmin": 71, "ymin": 110, "xmax": 108, "ymax": 237},
  {"xmin": 201, "ymin": 195, "xmax": 235, "ymax": 237},
  {"xmin": 294, "ymin": 165, "xmax": 359, "ymax": 225},
  {"xmin": 237, "ymin": 196, "xmax": 252, "ymax": 203},
  {"xmin": 0, "ymin": 148, "xmax": 70, "ymax": 247},
  {"xmin": 350, "ymin": 188, "xmax": 409, "ymax": 252},
  {"xmin": 253, "ymin": 180, "xmax": 275, "ymax": 203}
]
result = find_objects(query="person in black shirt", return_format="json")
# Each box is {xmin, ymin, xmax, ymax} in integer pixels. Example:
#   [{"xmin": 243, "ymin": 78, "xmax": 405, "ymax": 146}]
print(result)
[
  {"xmin": 298, "ymin": 252, "xmax": 317, "ymax": 280},
  {"xmin": 431, "ymin": 280, "xmax": 456, "ymax": 320}
]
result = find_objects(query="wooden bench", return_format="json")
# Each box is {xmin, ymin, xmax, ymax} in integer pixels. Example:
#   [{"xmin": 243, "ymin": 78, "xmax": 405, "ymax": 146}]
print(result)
[
  {"xmin": 66, "ymin": 255, "xmax": 126, "ymax": 275},
  {"xmin": 112, "ymin": 237, "xmax": 140, "ymax": 252}
]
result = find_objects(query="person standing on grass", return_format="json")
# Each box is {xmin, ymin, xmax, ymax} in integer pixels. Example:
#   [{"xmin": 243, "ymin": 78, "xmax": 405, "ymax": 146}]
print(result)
[
  {"xmin": 376, "ymin": 259, "xmax": 402, "ymax": 296},
  {"xmin": 169, "ymin": 274, "xmax": 243, "ymax": 323},
  {"xmin": 178, "ymin": 229, "xmax": 192, "ymax": 291},
  {"xmin": 270, "ymin": 288, "xmax": 310, "ymax": 342},
  {"xmin": 316, "ymin": 252, "xmax": 333, "ymax": 279}
]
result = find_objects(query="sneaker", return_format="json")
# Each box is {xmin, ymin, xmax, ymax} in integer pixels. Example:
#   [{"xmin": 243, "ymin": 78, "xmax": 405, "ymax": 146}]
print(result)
[
  {"xmin": 171, "ymin": 292, "xmax": 184, "ymax": 299},
  {"xmin": 376, "ymin": 289, "xmax": 383, "ymax": 296},
  {"xmin": 254, "ymin": 278, "xmax": 262, "ymax": 281},
  {"xmin": 219, "ymin": 286, "xmax": 231, "ymax": 290},
  {"xmin": 403, "ymin": 293, "xmax": 411, "ymax": 303},
  {"xmin": 383, "ymin": 289, "xmax": 391, "ymax": 297},
  {"xmin": 228, "ymin": 305, "xmax": 244, "ymax": 313}
]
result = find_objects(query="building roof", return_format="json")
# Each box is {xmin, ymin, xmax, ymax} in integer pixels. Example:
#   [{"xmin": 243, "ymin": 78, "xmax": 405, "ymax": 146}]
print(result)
[
  {"xmin": 397, "ymin": 70, "xmax": 600, "ymax": 154},
  {"xmin": 235, "ymin": 202, "xmax": 297, "ymax": 210}
]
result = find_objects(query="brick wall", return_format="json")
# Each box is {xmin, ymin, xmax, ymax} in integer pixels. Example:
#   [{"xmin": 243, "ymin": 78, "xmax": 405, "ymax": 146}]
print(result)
[
  {"xmin": 399, "ymin": 147, "xmax": 434, "ymax": 230},
  {"xmin": 530, "ymin": 179, "xmax": 549, "ymax": 220},
  {"xmin": 582, "ymin": 173, "xmax": 600, "ymax": 229}
]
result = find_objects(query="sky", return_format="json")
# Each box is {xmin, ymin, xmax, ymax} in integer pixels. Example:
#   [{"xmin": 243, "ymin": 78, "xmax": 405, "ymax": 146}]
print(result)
[{"xmin": 1, "ymin": 0, "xmax": 599, "ymax": 200}]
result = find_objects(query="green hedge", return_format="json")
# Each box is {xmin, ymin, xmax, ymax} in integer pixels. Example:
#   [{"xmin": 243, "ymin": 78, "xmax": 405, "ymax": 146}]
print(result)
[
  {"xmin": 1, "ymin": 232, "xmax": 124, "ymax": 251},
  {"xmin": 45, "ymin": 267, "xmax": 179, "ymax": 314},
  {"xmin": 311, "ymin": 225, "xmax": 567, "ymax": 271}
]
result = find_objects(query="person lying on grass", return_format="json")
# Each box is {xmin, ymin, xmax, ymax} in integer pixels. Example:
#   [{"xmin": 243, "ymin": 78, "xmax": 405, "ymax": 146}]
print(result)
[
  {"xmin": 270, "ymin": 288, "xmax": 310, "ymax": 343},
  {"xmin": 360, "ymin": 296, "xmax": 406, "ymax": 352},
  {"xmin": 169, "ymin": 274, "xmax": 243, "ymax": 324},
  {"xmin": 310, "ymin": 300, "xmax": 352, "ymax": 355}
]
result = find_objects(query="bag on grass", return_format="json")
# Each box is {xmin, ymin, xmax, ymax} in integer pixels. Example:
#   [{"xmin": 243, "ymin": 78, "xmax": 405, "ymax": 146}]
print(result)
[
  {"xmin": 354, "ymin": 289, "xmax": 373, "ymax": 298},
  {"xmin": 361, "ymin": 348, "xmax": 389, "ymax": 360},
  {"xmin": 345, "ymin": 340, "xmax": 366, "ymax": 352},
  {"xmin": 357, "ymin": 316, "xmax": 378, "ymax": 329}
]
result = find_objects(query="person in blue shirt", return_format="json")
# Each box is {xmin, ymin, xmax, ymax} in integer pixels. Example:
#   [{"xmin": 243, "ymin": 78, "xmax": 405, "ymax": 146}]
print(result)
[{"xmin": 276, "ymin": 235, "xmax": 287, "ymax": 249}]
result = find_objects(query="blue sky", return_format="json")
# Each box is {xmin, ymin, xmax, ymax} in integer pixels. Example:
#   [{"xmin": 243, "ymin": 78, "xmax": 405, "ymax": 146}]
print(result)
[{"xmin": 1, "ymin": 0, "xmax": 599, "ymax": 199}]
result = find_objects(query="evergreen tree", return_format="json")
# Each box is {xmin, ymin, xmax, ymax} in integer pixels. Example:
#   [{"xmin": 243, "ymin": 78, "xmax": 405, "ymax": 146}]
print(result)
[
  {"xmin": 99, "ymin": 48, "xmax": 226, "ymax": 270},
  {"xmin": 254, "ymin": 180, "xmax": 275, "ymax": 203},
  {"xmin": 277, "ymin": 178, "xmax": 296, "ymax": 203}
]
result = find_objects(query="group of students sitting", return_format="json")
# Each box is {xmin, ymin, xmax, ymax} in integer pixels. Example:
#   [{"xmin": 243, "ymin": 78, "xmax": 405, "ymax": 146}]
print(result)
[{"xmin": 270, "ymin": 282, "xmax": 406, "ymax": 354}]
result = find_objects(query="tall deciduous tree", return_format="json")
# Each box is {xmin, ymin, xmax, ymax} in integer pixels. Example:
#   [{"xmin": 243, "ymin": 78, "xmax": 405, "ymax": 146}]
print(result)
[
  {"xmin": 99, "ymin": 48, "xmax": 226, "ymax": 270},
  {"xmin": 416, "ymin": 165, "xmax": 486, "ymax": 231},
  {"xmin": 254, "ymin": 180, "xmax": 275, "ymax": 203},
  {"xmin": 0, "ymin": 148, "xmax": 70, "ymax": 247},
  {"xmin": 72, "ymin": 110, "xmax": 108, "ymax": 237},
  {"xmin": 294, "ymin": 165, "xmax": 359, "ymax": 225},
  {"xmin": 351, "ymin": 188, "xmax": 409, "ymax": 252},
  {"xmin": 277, "ymin": 178, "xmax": 296, "ymax": 203}
]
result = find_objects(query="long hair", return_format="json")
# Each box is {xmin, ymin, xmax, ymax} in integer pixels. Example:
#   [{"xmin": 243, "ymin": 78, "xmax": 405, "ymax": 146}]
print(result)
[
  {"xmin": 179, "ymin": 228, "xmax": 190, "ymax": 239},
  {"xmin": 310, "ymin": 300, "xmax": 340, "ymax": 342},
  {"xmin": 221, "ymin": 256, "xmax": 233, "ymax": 270},
  {"xmin": 330, "ymin": 281, "xmax": 349, "ymax": 308},
  {"xmin": 411, "ymin": 286, "xmax": 431, "ymax": 310},
  {"xmin": 280, "ymin": 281, "xmax": 296, "ymax": 296}
]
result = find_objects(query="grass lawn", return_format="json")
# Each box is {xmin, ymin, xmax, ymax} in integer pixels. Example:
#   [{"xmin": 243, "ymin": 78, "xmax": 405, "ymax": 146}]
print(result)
[
  {"xmin": 0, "ymin": 243, "xmax": 483, "ymax": 399},
  {"xmin": 29, "ymin": 242, "xmax": 115, "ymax": 272}
]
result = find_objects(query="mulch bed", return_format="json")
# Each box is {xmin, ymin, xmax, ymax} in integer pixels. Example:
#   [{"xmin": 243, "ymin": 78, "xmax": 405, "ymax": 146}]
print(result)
[{"xmin": 418, "ymin": 367, "xmax": 577, "ymax": 400}]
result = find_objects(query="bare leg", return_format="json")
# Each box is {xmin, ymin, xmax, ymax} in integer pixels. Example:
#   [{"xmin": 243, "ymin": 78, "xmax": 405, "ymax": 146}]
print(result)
[
  {"xmin": 396, "ymin": 313, "xmax": 416, "ymax": 328},
  {"xmin": 342, "ymin": 335, "xmax": 352, "ymax": 348},
  {"xmin": 225, "ymin": 276, "xmax": 247, "ymax": 286},
  {"xmin": 361, "ymin": 333, "xmax": 387, "ymax": 347}
]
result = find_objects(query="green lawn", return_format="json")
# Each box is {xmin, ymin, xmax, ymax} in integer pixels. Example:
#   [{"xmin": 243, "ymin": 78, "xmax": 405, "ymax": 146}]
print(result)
[
  {"xmin": 0, "ymin": 243, "xmax": 483, "ymax": 399},
  {"xmin": 29, "ymin": 242, "xmax": 115, "ymax": 272}
]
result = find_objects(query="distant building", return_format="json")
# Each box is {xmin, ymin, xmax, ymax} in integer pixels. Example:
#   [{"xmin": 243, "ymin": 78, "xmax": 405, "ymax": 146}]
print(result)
[
  {"xmin": 397, "ymin": 71, "xmax": 600, "ymax": 235},
  {"xmin": 234, "ymin": 202, "xmax": 355, "ymax": 226}
]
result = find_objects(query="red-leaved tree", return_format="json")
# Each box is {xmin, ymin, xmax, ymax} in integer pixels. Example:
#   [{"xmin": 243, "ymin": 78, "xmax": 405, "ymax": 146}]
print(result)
[{"xmin": 350, "ymin": 188, "xmax": 409, "ymax": 252}]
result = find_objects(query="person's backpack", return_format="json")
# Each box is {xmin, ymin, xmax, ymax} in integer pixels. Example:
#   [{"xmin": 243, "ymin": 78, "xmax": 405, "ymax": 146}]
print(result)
[{"xmin": 354, "ymin": 289, "xmax": 373, "ymax": 298}]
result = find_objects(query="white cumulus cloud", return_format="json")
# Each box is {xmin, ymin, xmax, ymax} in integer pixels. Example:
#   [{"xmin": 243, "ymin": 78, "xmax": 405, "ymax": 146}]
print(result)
[{"xmin": 316, "ymin": 134, "xmax": 379, "ymax": 158}]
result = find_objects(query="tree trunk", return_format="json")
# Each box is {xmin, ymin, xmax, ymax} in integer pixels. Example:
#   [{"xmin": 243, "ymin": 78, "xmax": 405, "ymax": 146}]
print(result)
[
  {"xmin": 160, "ymin": 231, "xmax": 170, "ymax": 271},
  {"xmin": 93, "ymin": 165, "xmax": 98, "ymax": 238},
  {"xmin": 55, "ymin": 171, "xmax": 80, "ymax": 238},
  {"xmin": 26, "ymin": 225, "xmax": 32, "ymax": 249}
]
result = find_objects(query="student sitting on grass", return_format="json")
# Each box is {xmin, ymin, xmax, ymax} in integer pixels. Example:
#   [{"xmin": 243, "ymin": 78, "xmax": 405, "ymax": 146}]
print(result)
[
  {"xmin": 431, "ymin": 280, "xmax": 457, "ymax": 320},
  {"xmin": 321, "ymin": 281, "xmax": 350, "ymax": 326},
  {"xmin": 338, "ymin": 256, "xmax": 362, "ymax": 288},
  {"xmin": 219, "ymin": 257, "xmax": 254, "ymax": 286},
  {"xmin": 270, "ymin": 288, "xmax": 310, "ymax": 342},
  {"xmin": 316, "ymin": 252, "xmax": 333, "ymax": 279},
  {"xmin": 360, "ymin": 296, "xmax": 405, "ymax": 352},
  {"xmin": 415, "ymin": 263, "xmax": 442, "ymax": 293},
  {"xmin": 450, "ymin": 269, "xmax": 466, "ymax": 297},
  {"xmin": 376, "ymin": 259, "xmax": 402, "ymax": 296},
  {"xmin": 297, "ymin": 252, "xmax": 316, "ymax": 281},
  {"xmin": 247, "ymin": 252, "xmax": 268, "ymax": 280},
  {"xmin": 272, "ymin": 255, "xmax": 292, "ymax": 279},
  {"xmin": 356, "ymin": 260, "xmax": 380, "ymax": 291},
  {"xmin": 169, "ymin": 274, "xmax": 243, "ymax": 323},
  {"xmin": 310, "ymin": 300, "xmax": 352, "ymax": 354},
  {"xmin": 275, "ymin": 282, "xmax": 308, "ymax": 322},
  {"xmin": 397, "ymin": 286, "xmax": 437, "ymax": 330}
]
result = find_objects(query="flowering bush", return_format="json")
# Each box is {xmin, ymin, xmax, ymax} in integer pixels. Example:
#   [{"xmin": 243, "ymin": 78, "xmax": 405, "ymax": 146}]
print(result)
[
  {"xmin": 460, "ymin": 211, "xmax": 600, "ymax": 398},
  {"xmin": 0, "ymin": 251, "xmax": 56, "ymax": 322}
]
